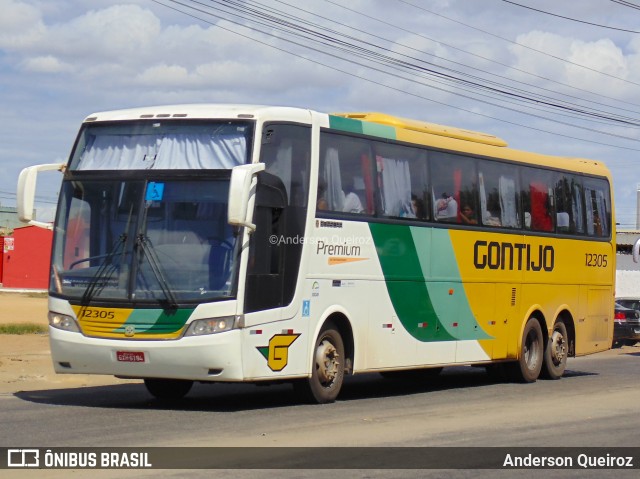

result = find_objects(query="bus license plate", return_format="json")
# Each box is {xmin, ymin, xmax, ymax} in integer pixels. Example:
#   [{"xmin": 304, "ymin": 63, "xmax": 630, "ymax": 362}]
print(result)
[{"xmin": 116, "ymin": 351, "xmax": 145, "ymax": 363}]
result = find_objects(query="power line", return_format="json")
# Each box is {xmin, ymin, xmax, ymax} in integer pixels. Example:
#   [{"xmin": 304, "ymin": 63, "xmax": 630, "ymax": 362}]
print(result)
[
  {"xmin": 611, "ymin": 0, "xmax": 640, "ymax": 11},
  {"xmin": 393, "ymin": 0, "xmax": 640, "ymax": 88},
  {"xmin": 196, "ymin": 0, "xmax": 640, "ymax": 130},
  {"xmin": 174, "ymin": 1, "xmax": 640, "ymax": 130},
  {"xmin": 152, "ymin": 0, "xmax": 640, "ymax": 151},
  {"xmin": 501, "ymin": 0, "xmax": 640, "ymax": 33},
  {"xmin": 325, "ymin": 0, "xmax": 640, "ymax": 115}
]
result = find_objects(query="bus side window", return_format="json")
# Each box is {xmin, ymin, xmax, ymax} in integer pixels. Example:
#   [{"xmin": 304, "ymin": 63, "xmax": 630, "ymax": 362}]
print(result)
[
  {"xmin": 319, "ymin": 133, "xmax": 373, "ymax": 215},
  {"xmin": 478, "ymin": 162, "xmax": 519, "ymax": 228},
  {"xmin": 555, "ymin": 173, "xmax": 576, "ymax": 233},
  {"xmin": 521, "ymin": 166, "xmax": 555, "ymax": 233},
  {"xmin": 530, "ymin": 182, "xmax": 553, "ymax": 232},
  {"xmin": 372, "ymin": 142, "xmax": 428, "ymax": 220},
  {"xmin": 572, "ymin": 182, "xmax": 585, "ymax": 234},
  {"xmin": 431, "ymin": 152, "xmax": 476, "ymax": 224},
  {"xmin": 584, "ymin": 179, "xmax": 610, "ymax": 237}
]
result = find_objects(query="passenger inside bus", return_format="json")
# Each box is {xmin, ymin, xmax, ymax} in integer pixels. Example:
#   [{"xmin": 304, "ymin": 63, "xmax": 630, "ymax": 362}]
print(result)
[
  {"xmin": 436, "ymin": 192, "xmax": 458, "ymax": 220},
  {"xmin": 460, "ymin": 204, "xmax": 477, "ymax": 224},
  {"xmin": 400, "ymin": 194, "xmax": 426, "ymax": 219},
  {"xmin": 342, "ymin": 177, "xmax": 364, "ymax": 213}
]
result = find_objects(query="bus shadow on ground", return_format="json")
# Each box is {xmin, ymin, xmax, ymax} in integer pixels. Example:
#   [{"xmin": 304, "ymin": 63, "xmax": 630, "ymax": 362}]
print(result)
[{"xmin": 13, "ymin": 365, "xmax": 596, "ymax": 412}]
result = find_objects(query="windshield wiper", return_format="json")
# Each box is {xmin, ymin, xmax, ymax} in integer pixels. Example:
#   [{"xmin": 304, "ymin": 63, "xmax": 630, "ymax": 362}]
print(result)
[
  {"xmin": 80, "ymin": 233, "xmax": 128, "ymax": 306},
  {"xmin": 135, "ymin": 234, "xmax": 178, "ymax": 309}
]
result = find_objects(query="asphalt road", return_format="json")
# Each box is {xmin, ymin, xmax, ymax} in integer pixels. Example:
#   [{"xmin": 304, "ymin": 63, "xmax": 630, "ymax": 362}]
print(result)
[{"xmin": 1, "ymin": 346, "xmax": 639, "ymax": 479}]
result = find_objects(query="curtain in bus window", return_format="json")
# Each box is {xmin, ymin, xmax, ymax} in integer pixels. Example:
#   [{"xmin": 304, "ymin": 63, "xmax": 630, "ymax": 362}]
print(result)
[
  {"xmin": 324, "ymin": 147, "xmax": 344, "ymax": 211},
  {"xmin": 499, "ymin": 176, "xmax": 518, "ymax": 227},
  {"xmin": 573, "ymin": 184, "xmax": 584, "ymax": 233},
  {"xmin": 479, "ymin": 172, "xmax": 490, "ymax": 224},
  {"xmin": 380, "ymin": 157, "xmax": 411, "ymax": 217},
  {"xmin": 361, "ymin": 154, "xmax": 375, "ymax": 214},
  {"xmin": 453, "ymin": 169, "xmax": 462, "ymax": 222},
  {"xmin": 77, "ymin": 133, "xmax": 246, "ymax": 170},
  {"xmin": 585, "ymin": 187, "xmax": 595, "ymax": 235},
  {"xmin": 530, "ymin": 182, "xmax": 552, "ymax": 231},
  {"xmin": 585, "ymin": 186, "xmax": 608, "ymax": 236},
  {"xmin": 598, "ymin": 190, "xmax": 609, "ymax": 236}
]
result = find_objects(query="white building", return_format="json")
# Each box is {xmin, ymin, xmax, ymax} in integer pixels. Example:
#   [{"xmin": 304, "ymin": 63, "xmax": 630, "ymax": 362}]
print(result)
[{"xmin": 616, "ymin": 231, "xmax": 640, "ymax": 297}]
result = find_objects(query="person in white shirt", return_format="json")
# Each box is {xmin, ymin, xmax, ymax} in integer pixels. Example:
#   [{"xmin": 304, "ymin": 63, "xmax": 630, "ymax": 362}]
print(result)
[
  {"xmin": 436, "ymin": 193, "xmax": 458, "ymax": 220},
  {"xmin": 342, "ymin": 178, "xmax": 364, "ymax": 213}
]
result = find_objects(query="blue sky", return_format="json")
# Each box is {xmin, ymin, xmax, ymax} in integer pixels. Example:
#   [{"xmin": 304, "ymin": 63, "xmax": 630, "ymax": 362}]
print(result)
[{"xmin": 1, "ymin": 0, "xmax": 640, "ymax": 226}]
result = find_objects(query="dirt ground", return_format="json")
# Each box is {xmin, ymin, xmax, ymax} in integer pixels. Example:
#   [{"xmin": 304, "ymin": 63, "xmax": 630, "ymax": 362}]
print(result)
[{"xmin": 0, "ymin": 291, "xmax": 135, "ymax": 394}]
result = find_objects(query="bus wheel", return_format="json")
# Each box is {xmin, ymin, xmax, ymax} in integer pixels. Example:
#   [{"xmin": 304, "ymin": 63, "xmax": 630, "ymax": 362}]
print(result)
[
  {"xmin": 541, "ymin": 320, "xmax": 568, "ymax": 380},
  {"xmin": 144, "ymin": 378, "xmax": 193, "ymax": 400},
  {"xmin": 509, "ymin": 318, "xmax": 543, "ymax": 383},
  {"xmin": 296, "ymin": 324, "xmax": 345, "ymax": 404}
]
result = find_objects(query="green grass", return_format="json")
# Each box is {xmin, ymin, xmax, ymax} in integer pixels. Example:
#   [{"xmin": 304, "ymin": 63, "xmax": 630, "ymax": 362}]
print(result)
[
  {"xmin": 24, "ymin": 292, "xmax": 49, "ymax": 299},
  {"xmin": 0, "ymin": 323, "xmax": 48, "ymax": 335}
]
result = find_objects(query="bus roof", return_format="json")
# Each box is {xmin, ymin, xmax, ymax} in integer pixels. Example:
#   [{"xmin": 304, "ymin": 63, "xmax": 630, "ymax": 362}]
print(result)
[
  {"xmin": 82, "ymin": 104, "xmax": 313, "ymax": 123},
  {"xmin": 333, "ymin": 112, "xmax": 508, "ymax": 147}
]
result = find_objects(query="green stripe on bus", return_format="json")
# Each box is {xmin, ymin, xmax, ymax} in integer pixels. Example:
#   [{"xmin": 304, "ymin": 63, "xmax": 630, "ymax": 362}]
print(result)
[
  {"xmin": 328, "ymin": 115, "xmax": 396, "ymax": 139},
  {"xmin": 369, "ymin": 223, "xmax": 491, "ymax": 342},
  {"xmin": 116, "ymin": 308, "xmax": 194, "ymax": 334}
]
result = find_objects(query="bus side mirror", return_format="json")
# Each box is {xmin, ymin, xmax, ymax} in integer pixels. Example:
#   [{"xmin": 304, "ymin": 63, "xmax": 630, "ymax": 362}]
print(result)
[
  {"xmin": 228, "ymin": 163, "xmax": 266, "ymax": 232},
  {"xmin": 17, "ymin": 163, "xmax": 65, "ymax": 230},
  {"xmin": 633, "ymin": 238, "xmax": 640, "ymax": 263}
]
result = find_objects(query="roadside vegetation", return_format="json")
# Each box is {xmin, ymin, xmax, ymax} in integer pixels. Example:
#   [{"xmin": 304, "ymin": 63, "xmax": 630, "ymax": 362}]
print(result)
[{"xmin": 0, "ymin": 323, "xmax": 48, "ymax": 335}]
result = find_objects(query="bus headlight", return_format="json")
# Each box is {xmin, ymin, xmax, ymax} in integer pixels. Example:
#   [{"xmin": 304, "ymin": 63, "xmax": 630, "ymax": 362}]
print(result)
[
  {"xmin": 48, "ymin": 312, "xmax": 80, "ymax": 333},
  {"xmin": 185, "ymin": 316, "xmax": 236, "ymax": 336}
]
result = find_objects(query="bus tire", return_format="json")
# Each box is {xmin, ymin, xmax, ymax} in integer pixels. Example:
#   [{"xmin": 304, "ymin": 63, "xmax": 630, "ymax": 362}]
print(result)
[
  {"xmin": 144, "ymin": 378, "xmax": 193, "ymax": 400},
  {"xmin": 541, "ymin": 320, "xmax": 568, "ymax": 380},
  {"xmin": 296, "ymin": 323, "xmax": 345, "ymax": 404},
  {"xmin": 509, "ymin": 317, "xmax": 543, "ymax": 383}
]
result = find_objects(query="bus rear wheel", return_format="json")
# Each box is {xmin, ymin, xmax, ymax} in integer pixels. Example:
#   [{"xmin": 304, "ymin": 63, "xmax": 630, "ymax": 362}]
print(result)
[
  {"xmin": 295, "ymin": 323, "xmax": 345, "ymax": 404},
  {"xmin": 508, "ymin": 317, "xmax": 543, "ymax": 383},
  {"xmin": 144, "ymin": 378, "xmax": 193, "ymax": 401},
  {"xmin": 541, "ymin": 320, "xmax": 568, "ymax": 379}
]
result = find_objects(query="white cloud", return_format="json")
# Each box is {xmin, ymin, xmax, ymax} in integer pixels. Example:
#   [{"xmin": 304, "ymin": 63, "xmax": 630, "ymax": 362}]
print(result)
[
  {"xmin": 566, "ymin": 38, "xmax": 629, "ymax": 84},
  {"xmin": 20, "ymin": 54, "xmax": 72, "ymax": 73},
  {"xmin": 136, "ymin": 63, "xmax": 191, "ymax": 87},
  {"xmin": 0, "ymin": 0, "xmax": 46, "ymax": 49}
]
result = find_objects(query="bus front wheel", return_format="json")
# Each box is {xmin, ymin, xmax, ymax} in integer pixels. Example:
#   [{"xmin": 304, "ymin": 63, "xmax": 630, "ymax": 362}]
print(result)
[
  {"xmin": 295, "ymin": 323, "xmax": 345, "ymax": 404},
  {"xmin": 541, "ymin": 320, "xmax": 568, "ymax": 380},
  {"xmin": 144, "ymin": 378, "xmax": 193, "ymax": 401},
  {"xmin": 509, "ymin": 317, "xmax": 543, "ymax": 383}
]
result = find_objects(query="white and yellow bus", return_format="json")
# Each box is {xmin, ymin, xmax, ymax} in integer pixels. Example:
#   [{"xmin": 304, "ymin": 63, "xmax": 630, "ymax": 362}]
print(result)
[{"xmin": 18, "ymin": 105, "xmax": 614, "ymax": 403}]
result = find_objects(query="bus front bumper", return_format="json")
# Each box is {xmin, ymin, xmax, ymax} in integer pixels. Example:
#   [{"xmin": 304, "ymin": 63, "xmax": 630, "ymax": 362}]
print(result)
[{"xmin": 48, "ymin": 327, "xmax": 244, "ymax": 381}]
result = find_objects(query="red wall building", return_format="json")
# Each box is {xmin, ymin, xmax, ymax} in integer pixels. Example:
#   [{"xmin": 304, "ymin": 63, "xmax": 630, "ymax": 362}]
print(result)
[{"xmin": 1, "ymin": 226, "xmax": 53, "ymax": 289}]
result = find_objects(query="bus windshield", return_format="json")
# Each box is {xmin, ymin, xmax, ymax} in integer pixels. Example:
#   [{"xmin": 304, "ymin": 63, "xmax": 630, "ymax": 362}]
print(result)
[{"xmin": 52, "ymin": 175, "xmax": 240, "ymax": 304}]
